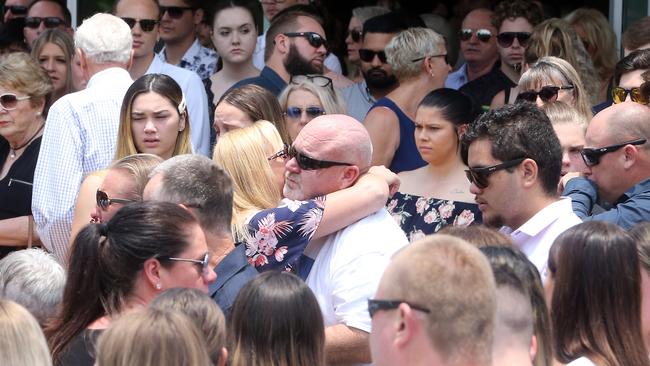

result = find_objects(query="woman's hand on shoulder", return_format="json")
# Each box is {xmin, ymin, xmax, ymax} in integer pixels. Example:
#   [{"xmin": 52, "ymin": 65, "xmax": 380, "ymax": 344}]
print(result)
[{"xmin": 367, "ymin": 165, "xmax": 400, "ymax": 197}]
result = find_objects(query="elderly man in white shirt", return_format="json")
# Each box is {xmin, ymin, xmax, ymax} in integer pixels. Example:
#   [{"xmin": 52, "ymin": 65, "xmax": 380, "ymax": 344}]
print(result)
[
  {"xmin": 32, "ymin": 13, "xmax": 134, "ymax": 263},
  {"xmin": 463, "ymin": 102, "xmax": 581, "ymax": 280}
]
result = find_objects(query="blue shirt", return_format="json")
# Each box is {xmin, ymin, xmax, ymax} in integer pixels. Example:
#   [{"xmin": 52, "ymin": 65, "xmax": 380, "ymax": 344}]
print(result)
[
  {"xmin": 209, "ymin": 244, "xmax": 258, "ymax": 319},
  {"xmin": 563, "ymin": 177, "xmax": 650, "ymax": 229},
  {"xmin": 230, "ymin": 66, "xmax": 287, "ymax": 96},
  {"xmin": 445, "ymin": 63, "xmax": 468, "ymax": 90}
]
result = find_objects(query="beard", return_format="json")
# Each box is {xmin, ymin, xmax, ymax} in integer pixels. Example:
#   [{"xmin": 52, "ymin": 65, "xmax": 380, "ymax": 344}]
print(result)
[
  {"xmin": 363, "ymin": 67, "xmax": 398, "ymax": 90},
  {"xmin": 284, "ymin": 44, "xmax": 323, "ymax": 75}
]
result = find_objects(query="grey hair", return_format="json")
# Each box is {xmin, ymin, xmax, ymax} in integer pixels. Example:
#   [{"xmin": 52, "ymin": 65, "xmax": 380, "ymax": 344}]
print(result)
[
  {"xmin": 351, "ymin": 6, "xmax": 390, "ymax": 27},
  {"xmin": 0, "ymin": 249, "xmax": 65, "ymax": 325},
  {"xmin": 278, "ymin": 79, "xmax": 346, "ymax": 116},
  {"xmin": 149, "ymin": 155, "xmax": 234, "ymax": 235},
  {"xmin": 386, "ymin": 27, "xmax": 445, "ymax": 81},
  {"xmin": 75, "ymin": 13, "xmax": 132, "ymax": 64}
]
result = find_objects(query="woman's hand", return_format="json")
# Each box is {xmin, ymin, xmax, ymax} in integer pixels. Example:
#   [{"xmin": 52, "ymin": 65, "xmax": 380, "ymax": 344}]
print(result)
[{"xmin": 367, "ymin": 165, "xmax": 400, "ymax": 197}]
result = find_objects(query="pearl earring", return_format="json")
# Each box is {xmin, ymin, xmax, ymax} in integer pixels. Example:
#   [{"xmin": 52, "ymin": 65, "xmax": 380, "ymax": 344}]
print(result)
[{"xmin": 155, "ymin": 283, "xmax": 162, "ymax": 290}]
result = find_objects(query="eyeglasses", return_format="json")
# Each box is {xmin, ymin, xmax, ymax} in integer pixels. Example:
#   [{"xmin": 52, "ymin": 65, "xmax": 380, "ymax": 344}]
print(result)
[
  {"xmin": 412, "ymin": 53, "xmax": 449, "ymax": 65},
  {"xmin": 96, "ymin": 189, "xmax": 136, "ymax": 210},
  {"xmin": 159, "ymin": 6, "xmax": 195, "ymax": 19},
  {"xmin": 290, "ymin": 74, "xmax": 333, "ymax": 89},
  {"xmin": 283, "ymin": 144, "xmax": 352, "ymax": 170},
  {"xmin": 580, "ymin": 138, "xmax": 647, "ymax": 167},
  {"xmin": 24, "ymin": 16, "xmax": 66, "ymax": 29},
  {"xmin": 121, "ymin": 17, "xmax": 159, "ymax": 32},
  {"xmin": 459, "ymin": 28, "xmax": 493, "ymax": 42},
  {"xmin": 347, "ymin": 28, "xmax": 362, "ymax": 42},
  {"xmin": 283, "ymin": 32, "xmax": 328, "ymax": 49},
  {"xmin": 160, "ymin": 252, "xmax": 211, "ymax": 277},
  {"xmin": 3, "ymin": 5, "xmax": 27, "ymax": 15},
  {"xmin": 0, "ymin": 93, "xmax": 30, "ymax": 110},
  {"xmin": 358, "ymin": 49, "xmax": 387, "ymax": 63},
  {"xmin": 285, "ymin": 106, "xmax": 325, "ymax": 120},
  {"xmin": 612, "ymin": 86, "xmax": 648, "ymax": 104},
  {"xmin": 516, "ymin": 85, "xmax": 574, "ymax": 103},
  {"xmin": 367, "ymin": 299, "xmax": 430, "ymax": 318},
  {"xmin": 465, "ymin": 158, "xmax": 526, "ymax": 189},
  {"xmin": 268, "ymin": 146, "xmax": 288, "ymax": 161},
  {"xmin": 496, "ymin": 32, "xmax": 531, "ymax": 48}
]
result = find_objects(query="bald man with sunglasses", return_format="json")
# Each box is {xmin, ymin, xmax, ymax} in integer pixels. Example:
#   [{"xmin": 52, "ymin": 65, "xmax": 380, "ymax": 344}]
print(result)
[
  {"xmin": 561, "ymin": 102, "xmax": 650, "ymax": 229},
  {"xmin": 463, "ymin": 103, "xmax": 580, "ymax": 280}
]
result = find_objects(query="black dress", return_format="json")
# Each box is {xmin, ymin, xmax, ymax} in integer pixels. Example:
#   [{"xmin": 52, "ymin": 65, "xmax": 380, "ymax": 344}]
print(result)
[
  {"xmin": 0, "ymin": 136, "xmax": 41, "ymax": 256},
  {"xmin": 57, "ymin": 329, "xmax": 103, "ymax": 366}
]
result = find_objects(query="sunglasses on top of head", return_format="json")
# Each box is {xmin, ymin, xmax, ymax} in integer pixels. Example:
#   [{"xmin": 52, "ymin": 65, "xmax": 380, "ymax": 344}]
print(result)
[
  {"xmin": 465, "ymin": 158, "xmax": 526, "ymax": 189},
  {"xmin": 459, "ymin": 28, "xmax": 493, "ymax": 42},
  {"xmin": 24, "ymin": 16, "xmax": 66, "ymax": 29},
  {"xmin": 290, "ymin": 74, "xmax": 333, "ymax": 89},
  {"xmin": 3, "ymin": 4, "xmax": 27, "ymax": 15},
  {"xmin": 611, "ymin": 86, "xmax": 649, "ymax": 105},
  {"xmin": 283, "ymin": 32, "xmax": 328, "ymax": 49},
  {"xmin": 121, "ymin": 17, "xmax": 159, "ymax": 32},
  {"xmin": 496, "ymin": 32, "xmax": 531, "ymax": 48},
  {"xmin": 580, "ymin": 138, "xmax": 647, "ymax": 167},
  {"xmin": 282, "ymin": 144, "xmax": 352, "ymax": 170},
  {"xmin": 0, "ymin": 93, "xmax": 30, "ymax": 110},
  {"xmin": 159, "ymin": 5, "xmax": 195, "ymax": 19},
  {"xmin": 516, "ymin": 85, "xmax": 574, "ymax": 103}
]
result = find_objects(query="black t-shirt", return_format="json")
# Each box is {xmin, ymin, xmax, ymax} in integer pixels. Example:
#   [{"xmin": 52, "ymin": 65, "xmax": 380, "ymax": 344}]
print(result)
[{"xmin": 460, "ymin": 61, "xmax": 516, "ymax": 110}]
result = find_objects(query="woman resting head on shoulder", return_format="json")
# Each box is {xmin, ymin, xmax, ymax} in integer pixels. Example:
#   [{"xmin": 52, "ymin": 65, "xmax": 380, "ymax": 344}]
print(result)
[
  {"xmin": 115, "ymin": 73, "xmax": 192, "ymax": 161},
  {"xmin": 214, "ymin": 84, "xmax": 288, "ymax": 142},
  {"xmin": 278, "ymin": 74, "xmax": 345, "ymax": 142},
  {"xmin": 31, "ymin": 28, "xmax": 75, "ymax": 104}
]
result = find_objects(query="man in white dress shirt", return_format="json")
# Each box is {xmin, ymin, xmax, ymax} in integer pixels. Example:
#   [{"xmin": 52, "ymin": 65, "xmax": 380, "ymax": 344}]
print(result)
[
  {"xmin": 115, "ymin": 0, "xmax": 210, "ymax": 156},
  {"xmin": 283, "ymin": 114, "xmax": 408, "ymax": 365},
  {"xmin": 463, "ymin": 103, "xmax": 581, "ymax": 279},
  {"xmin": 32, "ymin": 13, "xmax": 134, "ymax": 263}
]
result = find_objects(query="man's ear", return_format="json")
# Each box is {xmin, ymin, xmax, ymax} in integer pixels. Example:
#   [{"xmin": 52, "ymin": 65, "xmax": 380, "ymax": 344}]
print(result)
[
  {"xmin": 77, "ymin": 48, "xmax": 90, "ymax": 82},
  {"xmin": 340, "ymin": 165, "xmax": 361, "ymax": 188},
  {"xmin": 394, "ymin": 303, "xmax": 417, "ymax": 348},
  {"xmin": 274, "ymin": 34, "xmax": 290, "ymax": 54},
  {"xmin": 622, "ymin": 144, "xmax": 639, "ymax": 169},
  {"xmin": 193, "ymin": 8, "xmax": 204, "ymax": 26},
  {"xmin": 520, "ymin": 158, "xmax": 539, "ymax": 189},
  {"xmin": 126, "ymin": 49, "xmax": 134, "ymax": 71}
]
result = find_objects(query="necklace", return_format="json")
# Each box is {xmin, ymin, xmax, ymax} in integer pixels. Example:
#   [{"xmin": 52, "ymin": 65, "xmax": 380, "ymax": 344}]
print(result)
[{"xmin": 9, "ymin": 123, "xmax": 44, "ymax": 159}]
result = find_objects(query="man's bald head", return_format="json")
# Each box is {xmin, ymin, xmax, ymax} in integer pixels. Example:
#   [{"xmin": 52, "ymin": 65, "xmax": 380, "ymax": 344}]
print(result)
[
  {"xmin": 593, "ymin": 102, "xmax": 650, "ymax": 143},
  {"xmin": 297, "ymin": 114, "xmax": 373, "ymax": 171}
]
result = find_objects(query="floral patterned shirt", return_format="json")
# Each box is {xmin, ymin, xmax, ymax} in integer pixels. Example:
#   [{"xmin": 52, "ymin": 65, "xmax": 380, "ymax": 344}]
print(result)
[
  {"xmin": 159, "ymin": 39, "xmax": 217, "ymax": 81},
  {"xmin": 386, "ymin": 192, "xmax": 482, "ymax": 243},
  {"xmin": 244, "ymin": 197, "xmax": 325, "ymax": 276}
]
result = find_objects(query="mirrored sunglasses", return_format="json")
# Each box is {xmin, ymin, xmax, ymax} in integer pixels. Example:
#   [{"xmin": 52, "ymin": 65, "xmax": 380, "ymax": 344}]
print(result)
[
  {"xmin": 0, "ymin": 93, "xmax": 30, "ymax": 110},
  {"xmin": 283, "ymin": 31, "xmax": 328, "ymax": 49},
  {"xmin": 121, "ymin": 17, "xmax": 159, "ymax": 32},
  {"xmin": 96, "ymin": 189, "xmax": 136, "ymax": 210},
  {"xmin": 24, "ymin": 16, "xmax": 66, "ymax": 29},
  {"xmin": 459, "ymin": 28, "xmax": 493, "ymax": 42},
  {"xmin": 516, "ymin": 85, "xmax": 574, "ymax": 103},
  {"xmin": 611, "ymin": 86, "xmax": 648, "ymax": 104},
  {"xmin": 496, "ymin": 32, "xmax": 531, "ymax": 48}
]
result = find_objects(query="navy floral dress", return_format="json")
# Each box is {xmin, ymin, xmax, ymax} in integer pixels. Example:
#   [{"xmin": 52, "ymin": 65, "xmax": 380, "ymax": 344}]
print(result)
[
  {"xmin": 386, "ymin": 192, "xmax": 482, "ymax": 243},
  {"xmin": 244, "ymin": 197, "xmax": 325, "ymax": 277}
]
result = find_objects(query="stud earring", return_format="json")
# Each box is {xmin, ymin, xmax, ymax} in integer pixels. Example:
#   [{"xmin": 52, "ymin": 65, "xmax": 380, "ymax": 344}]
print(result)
[{"xmin": 155, "ymin": 283, "xmax": 162, "ymax": 290}]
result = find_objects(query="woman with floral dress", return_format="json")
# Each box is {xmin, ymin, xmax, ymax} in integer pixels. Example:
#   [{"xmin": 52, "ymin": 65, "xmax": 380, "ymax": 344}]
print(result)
[{"xmin": 386, "ymin": 88, "xmax": 482, "ymax": 242}]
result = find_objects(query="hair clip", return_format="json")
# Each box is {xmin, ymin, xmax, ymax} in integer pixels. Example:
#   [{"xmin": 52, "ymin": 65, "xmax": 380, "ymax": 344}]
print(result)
[{"xmin": 177, "ymin": 94, "xmax": 187, "ymax": 115}]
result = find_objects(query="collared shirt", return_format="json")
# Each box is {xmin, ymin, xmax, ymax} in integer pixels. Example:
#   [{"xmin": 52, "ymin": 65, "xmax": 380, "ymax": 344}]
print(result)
[
  {"xmin": 231, "ymin": 66, "xmax": 287, "ymax": 96},
  {"xmin": 159, "ymin": 39, "xmax": 217, "ymax": 81},
  {"xmin": 253, "ymin": 33, "xmax": 343, "ymax": 74},
  {"xmin": 500, "ymin": 197, "xmax": 582, "ymax": 281},
  {"xmin": 340, "ymin": 80, "xmax": 375, "ymax": 123},
  {"xmin": 444, "ymin": 63, "xmax": 468, "ymax": 90},
  {"xmin": 563, "ymin": 176, "xmax": 650, "ymax": 229},
  {"xmin": 147, "ymin": 55, "xmax": 211, "ymax": 156},
  {"xmin": 32, "ymin": 67, "xmax": 133, "ymax": 263},
  {"xmin": 209, "ymin": 244, "xmax": 258, "ymax": 319}
]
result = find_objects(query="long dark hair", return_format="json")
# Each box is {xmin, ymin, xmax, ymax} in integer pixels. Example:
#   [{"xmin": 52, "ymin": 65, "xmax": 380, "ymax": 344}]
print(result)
[
  {"xmin": 228, "ymin": 271, "xmax": 325, "ymax": 366},
  {"xmin": 46, "ymin": 201, "xmax": 198, "ymax": 363},
  {"xmin": 551, "ymin": 221, "xmax": 649, "ymax": 366}
]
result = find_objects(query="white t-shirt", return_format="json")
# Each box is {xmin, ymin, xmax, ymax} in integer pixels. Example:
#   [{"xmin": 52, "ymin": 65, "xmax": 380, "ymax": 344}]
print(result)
[
  {"xmin": 567, "ymin": 356, "xmax": 596, "ymax": 366},
  {"xmin": 305, "ymin": 209, "xmax": 408, "ymax": 332}
]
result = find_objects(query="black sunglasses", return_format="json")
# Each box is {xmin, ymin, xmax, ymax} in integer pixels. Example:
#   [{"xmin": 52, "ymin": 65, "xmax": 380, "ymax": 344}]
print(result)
[
  {"xmin": 283, "ymin": 144, "xmax": 352, "ymax": 170},
  {"xmin": 160, "ymin": 5, "xmax": 195, "ymax": 19},
  {"xmin": 459, "ymin": 28, "xmax": 493, "ymax": 42},
  {"xmin": 96, "ymin": 189, "xmax": 136, "ymax": 210},
  {"xmin": 412, "ymin": 53, "xmax": 449, "ymax": 65},
  {"xmin": 284, "ymin": 31, "xmax": 328, "ymax": 49},
  {"xmin": 516, "ymin": 85, "xmax": 574, "ymax": 103},
  {"xmin": 580, "ymin": 138, "xmax": 647, "ymax": 167},
  {"xmin": 465, "ymin": 158, "xmax": 526, "ymax": 189},
  {"xmin": 358, "ymin": 49, "xmax": 387, "ymax": 63},
  {"xmin": 24, "ymin": 16, "xmax": 66, "ymax": 29},
  {"xmin": 290, "ymin": 74, "xmax": 333, "ymax": 89},
  {"xmin": 0, "ymin": 93, "xmax": 30, "ymax": 110},
  {"xmin": 285, "ymin": 106, "xmax": 325, "ymax": 120},
  {"xmin": 159, "ymin": 252, "xmax": 211, "ymax": 277},
  {"xmin": 367, "ymin": 299, "xmax": 430, "ymax": 318},
  {"xmin": 496, "ymin": 32, "xmax": 531, "ymax": 48},
  {"xmin": 611, "ymin": 86, "xmax": 648, "ymax": 104},
  {"xmin": 121, "ymin": 17, "xmax": 159, "ymax": 32},
  {"xmin": 3, "ymin": 5, "xmax": 27, "ymax": 15},
  {"xmin": 347, "ymin": 28, "xmax": 361, "ymax": 42}
]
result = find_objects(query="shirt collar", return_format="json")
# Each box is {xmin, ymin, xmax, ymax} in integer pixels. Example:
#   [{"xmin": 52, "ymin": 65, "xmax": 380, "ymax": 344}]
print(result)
[
  {"xmin": 617, "ymin": 177, "xmax": 650, "ymax": 203},
  {"xmin": 502, "ymin": 197, "xmax": 574, "ymax": 237}
]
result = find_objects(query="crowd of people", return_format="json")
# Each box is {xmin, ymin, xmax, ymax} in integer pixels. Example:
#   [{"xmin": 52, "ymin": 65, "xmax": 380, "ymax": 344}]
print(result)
[{"xmin": 1, "ymin": 0, "xmax": 650, "ymax": 365}]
